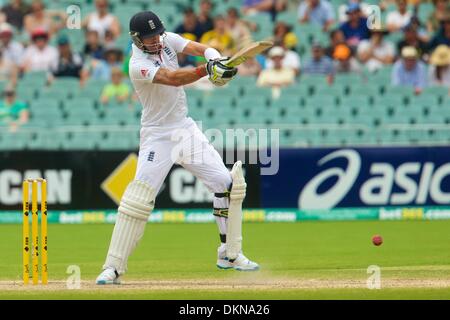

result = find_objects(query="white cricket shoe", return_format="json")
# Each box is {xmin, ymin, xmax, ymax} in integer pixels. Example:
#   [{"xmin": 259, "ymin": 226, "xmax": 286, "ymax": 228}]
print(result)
[
  {"xmin": 96, "ymin": 267, "xmax": 121, "ymax": 285},
  {"xmin": 217, "ymin": 244, "xmax": 260, "ymax": 271}
]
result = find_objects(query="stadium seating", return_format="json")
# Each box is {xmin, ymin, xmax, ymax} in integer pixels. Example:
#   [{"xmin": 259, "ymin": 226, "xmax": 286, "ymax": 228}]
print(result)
[{"xmin": 1, "ymin": 1, "xmax": 449, "ymax": 151}]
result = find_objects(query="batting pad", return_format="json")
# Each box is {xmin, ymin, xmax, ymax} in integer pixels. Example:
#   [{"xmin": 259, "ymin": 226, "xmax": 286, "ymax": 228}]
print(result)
[
  {"xmin": 103, "ymin": 180, "xmax": 155, "ymax": 274},
  {"xmin": 226, "ymin": 161, "xmax": 246, "ymax": 260}
]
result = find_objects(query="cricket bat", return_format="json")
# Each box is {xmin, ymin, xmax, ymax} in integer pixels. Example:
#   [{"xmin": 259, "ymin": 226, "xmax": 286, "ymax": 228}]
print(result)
[{"xmin": 225, "ymin": 41, "xmax": 274, "ymax": 67}]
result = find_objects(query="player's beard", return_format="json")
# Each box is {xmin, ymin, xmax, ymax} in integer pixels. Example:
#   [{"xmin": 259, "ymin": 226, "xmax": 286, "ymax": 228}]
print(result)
[{"xmin": 144, "ymin": 34, "xmax": 165, "ymax": 55}]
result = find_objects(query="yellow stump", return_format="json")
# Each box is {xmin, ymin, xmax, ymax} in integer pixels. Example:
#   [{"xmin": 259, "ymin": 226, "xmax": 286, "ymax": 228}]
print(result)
[
  {"xmin": 31, "ymin": 180, "xmax": 39, "ymax": 285},
  {"xmin": 22, "ymin": 181, "xmax": 30, "ymax": 285},
  {"xmin": 41, "ymin": 179, "xmax": 48, "ymax": 284}
]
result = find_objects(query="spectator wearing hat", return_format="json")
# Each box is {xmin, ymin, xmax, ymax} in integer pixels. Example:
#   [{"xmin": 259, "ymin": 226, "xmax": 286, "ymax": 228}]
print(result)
[
  {"xmin": 83, "ymin": 0, "xmax": 120, "ymax": 42},
  {"xmin": 21, "ymin": 28, "xmax": 57, "ymax": 72},
  {"xmin": 0, "ymin": 22, "xmax": 24, "ymax": 66},
  {"xmin": 391, "ymin": 46, "xmax": 427, "ymax": 94},
  {"xmin": 333, "ymin": 43, "xmax": 361, "ymax": 73},
  {"xmin": 265, "ymin": 41, "xmax": 301, "ymax": 75},
  {"xmin": 200, "ymin": 15, "xmax": 235, "ymax": 56},
  {"xmin": 0, "ymin": 88, "xmax": 28, "ymax": 132},
  {"xmin": 428, "ymin": 15, "xmax": 450, "ymax": 51},
  {"xmin": 298, "ymin": 0, "xmax": 335, "ymax": 32},
  {"xmin": 386, "ymin": 0, "xmax": 412, "ymax": 32},
  {"xmin": 303, "ymin": 42, "xmax": 335, "ymax": 80},
  {"xmin": 428, "ymin": 45, "xmax": 450, "ymax": 86},
  {"xmin": 357, "ymin": 26, "xmax": 395, "ymax": 72},
  {"xmin": 257, "ymin": 46, "xmax": 295, "ymax": 88},
  {"xmin": 83, "ymin": 29, "xmax": 105, "ymax": 60},
  {"xmin": 100, "ymin": 67, "xmax": 130, "ymax": 104},
  {"xmin": 339, "ymin": 3, "xmax": 370, "ymax": 47},
  {"xmin": 397, "ymin": 23, "xmax": 428, "ymax": 59},
  {"xmin": 50, "ymin": 35, "xmax": 84, "ymax": 81},
  {"xmin": 24, "ymin": 0, "xmax": 65, "ymax": 37},
  {"xmin": 175, "ymin": 8, "xmax": 204, "ymax": 42},
  {"xmin": 0, "ymin": 0, "xmax": 30, "ymax": 30}
]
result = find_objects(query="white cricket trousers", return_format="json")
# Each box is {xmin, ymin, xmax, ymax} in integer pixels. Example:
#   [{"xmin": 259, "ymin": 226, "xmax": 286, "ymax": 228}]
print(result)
[{"xmin": 135, "ymin": 117, "xmax": 232, "ymax": 208}]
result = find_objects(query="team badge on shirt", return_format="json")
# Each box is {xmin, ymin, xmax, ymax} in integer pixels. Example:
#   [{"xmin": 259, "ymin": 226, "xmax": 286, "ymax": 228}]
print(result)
[{"xmin": 141, "ymin": 69, "xmax": 148, "ymax": 77}]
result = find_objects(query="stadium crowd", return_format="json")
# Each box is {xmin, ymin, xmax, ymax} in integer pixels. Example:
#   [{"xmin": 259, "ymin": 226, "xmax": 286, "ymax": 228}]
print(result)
[{"xmin": 0, "ymin": 0, "xmax": 449, "ymax": 131}]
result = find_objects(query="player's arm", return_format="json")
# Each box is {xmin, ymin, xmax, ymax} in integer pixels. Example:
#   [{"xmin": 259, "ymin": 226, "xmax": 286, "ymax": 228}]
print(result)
[
  {"xmin": 182, "ymin": 40, "xmax": 223, "ymax": 61},
  {"xmin": 153, "ymin": 66, "xmax": 207, "ymax": 87},
  {"xmin": 182, "ymin": 41, "xmax": 210, "ymax": 57}
]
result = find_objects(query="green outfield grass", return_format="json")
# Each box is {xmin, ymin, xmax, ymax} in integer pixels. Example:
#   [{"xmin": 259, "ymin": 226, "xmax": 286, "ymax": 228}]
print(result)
[{"xmin": 1, "ymin": 220, "xmax": 450, "ymax": 299}]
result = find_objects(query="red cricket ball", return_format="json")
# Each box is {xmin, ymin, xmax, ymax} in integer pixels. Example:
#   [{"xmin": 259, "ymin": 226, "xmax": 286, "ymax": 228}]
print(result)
[{"xmin": 372, "ymin": 235, "xmax": 383, "ymax": 246}]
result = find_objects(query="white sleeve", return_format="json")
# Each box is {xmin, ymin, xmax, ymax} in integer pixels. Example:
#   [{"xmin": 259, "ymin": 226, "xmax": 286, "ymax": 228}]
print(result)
[
  {"xmin": 129, "ymin": 59, "xmax": 160, "ymax": 83},
  {"xmin": 165, "ymin": 32, "xmax": 190, "ymax": 54}
]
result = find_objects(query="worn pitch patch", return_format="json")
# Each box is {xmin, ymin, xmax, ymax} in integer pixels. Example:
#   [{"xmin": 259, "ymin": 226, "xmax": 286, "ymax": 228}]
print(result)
[{"xmin": 1, "ymin": 278, "xmax": 450, "ymax": 291}]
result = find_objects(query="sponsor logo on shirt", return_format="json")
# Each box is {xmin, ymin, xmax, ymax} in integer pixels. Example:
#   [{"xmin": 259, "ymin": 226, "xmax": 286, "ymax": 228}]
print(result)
[{"xmin": 163, "ymin": 46, "xmax": 177, "ymax": 60}]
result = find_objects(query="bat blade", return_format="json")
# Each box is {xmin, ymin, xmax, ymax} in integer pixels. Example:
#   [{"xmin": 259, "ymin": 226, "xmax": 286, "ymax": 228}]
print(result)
[{"xmin": 226, "ymin": 41, "xmax": 273, "ymax": 67}]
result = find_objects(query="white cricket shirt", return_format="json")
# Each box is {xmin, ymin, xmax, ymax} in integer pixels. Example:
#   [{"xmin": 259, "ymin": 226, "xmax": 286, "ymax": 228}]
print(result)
[{"xmin": 129, "ymin": 32, "xmax": 190, "ymax": 127}]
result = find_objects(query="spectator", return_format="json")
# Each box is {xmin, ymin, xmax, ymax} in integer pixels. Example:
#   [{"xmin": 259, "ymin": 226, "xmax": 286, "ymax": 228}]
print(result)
[
  {"xmin": 0, "ymin": 88, "xmax": 28, "ymax": 132},
  {"xmin": 408, "ymin": 15, "xmax": 430, "ymax": 43},
  {"xmin": 100, "ymin": 67, "xmax": 130, "ymax": 104},
  {"xmin": 103, "ymin": 29, "xmax": 117, "ymax": 49},
  {"xmin": 21, "ymin": 28, "xmax": 58, "ymax": 72},
  {"xmin": 303, "ymin": 42, "xmax": 335, "ymax": 79},
  {"xmin": 238, "ymin": 57, "xmax": 262, "ymax": 76},
  {"xmin": 273, "ymin": 21, "xmax": 298, "ymax": 51},
  {"xmin": 85, "ymin": 47, "xmax": 122, "ymax": 81},
  {"xmin": 257, "ymin": 46, "xmax": 295, "ymax": 87},
  {"xmin": 226, "ymin": 7, "xmax": 252, "ymax": 47},
  {"xmin": 265, "ymin": 42, "xmax": 301, "ymax": 75},
  {"xmin": 333, "ymin": 43, "xmax": 361, "ymax": 73},
  {"xmin": 386, "ymin": 0, "xmax": 412, "ymax": 32},
  {"xmin": 243, "ymin": 0, "xmax": 287, "ymax": 21},
  {"xmin": 339, "ymin": 3, "xmax": 370, "ymax": 47},
  {"xmin": 428, "ymin": 44, "xmax": 450, "ymax": 86},
  {"xmin": 428, "ymin": 15, "xmax": 450, "ymax": 51},
  {"xmin": 84, "ymin": 0, "xmax": 120, "ymax": 41},
  {"xmin": 325, "ymin": 29, "xmax": 346, "ymax": 57},
  {"xmin": 200, "ymin": 15, "xmax": 234, "ymax": 55},
  {"xmin": 197, "ymin": 0, "xmax": 214, "ymax": 34},
  {"xmin": 24, "ymin": 0, "xmax": 65, "ymax": 37},
  {"xmin": 0, "ymin": 0, "xmax": 30, "ymax": 31},
  {"xmin": 357, "ymin": 26, "xmax": 395, "ymax": 72},
  {"xmin": 338, "ymin": 0, "xmax": 372, "ymax": 23},
  {"xmin": 0, "ymin": 50, "xmax": 18, "ymax": 87},
  {"xmin": 175, "ymin": 8, "xmax": 203, "ymax": 42},
  {"xmin": 427, "ymin": 0, "xmax": 450, "ymax": 34},
  {"xmin": 397, "ymin": 23, "xmax": 427, "ymax": 59},
  {"xmin": 83, "ymin": 29, "xmax": 104, "ymax": 60},
  {"xmin": 298, "ymin": 0, "xmax": 335, "ymax": 32},
  {"xmin": 391, "ymin": 46, "xmax": 427, "ymax": 94},
  {"xmin": 50, "ymin": 35, "xmax": 84, "ymax": 80},
  {"xmin": 0, "ymin": 22, "xmax": 24, "ymax": 66}
]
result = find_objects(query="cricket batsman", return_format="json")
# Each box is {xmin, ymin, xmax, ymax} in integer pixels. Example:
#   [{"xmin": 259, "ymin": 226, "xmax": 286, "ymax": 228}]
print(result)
[{"xmin": 96, "ymin": 11, "xmax": 259, "ymax": 285}]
